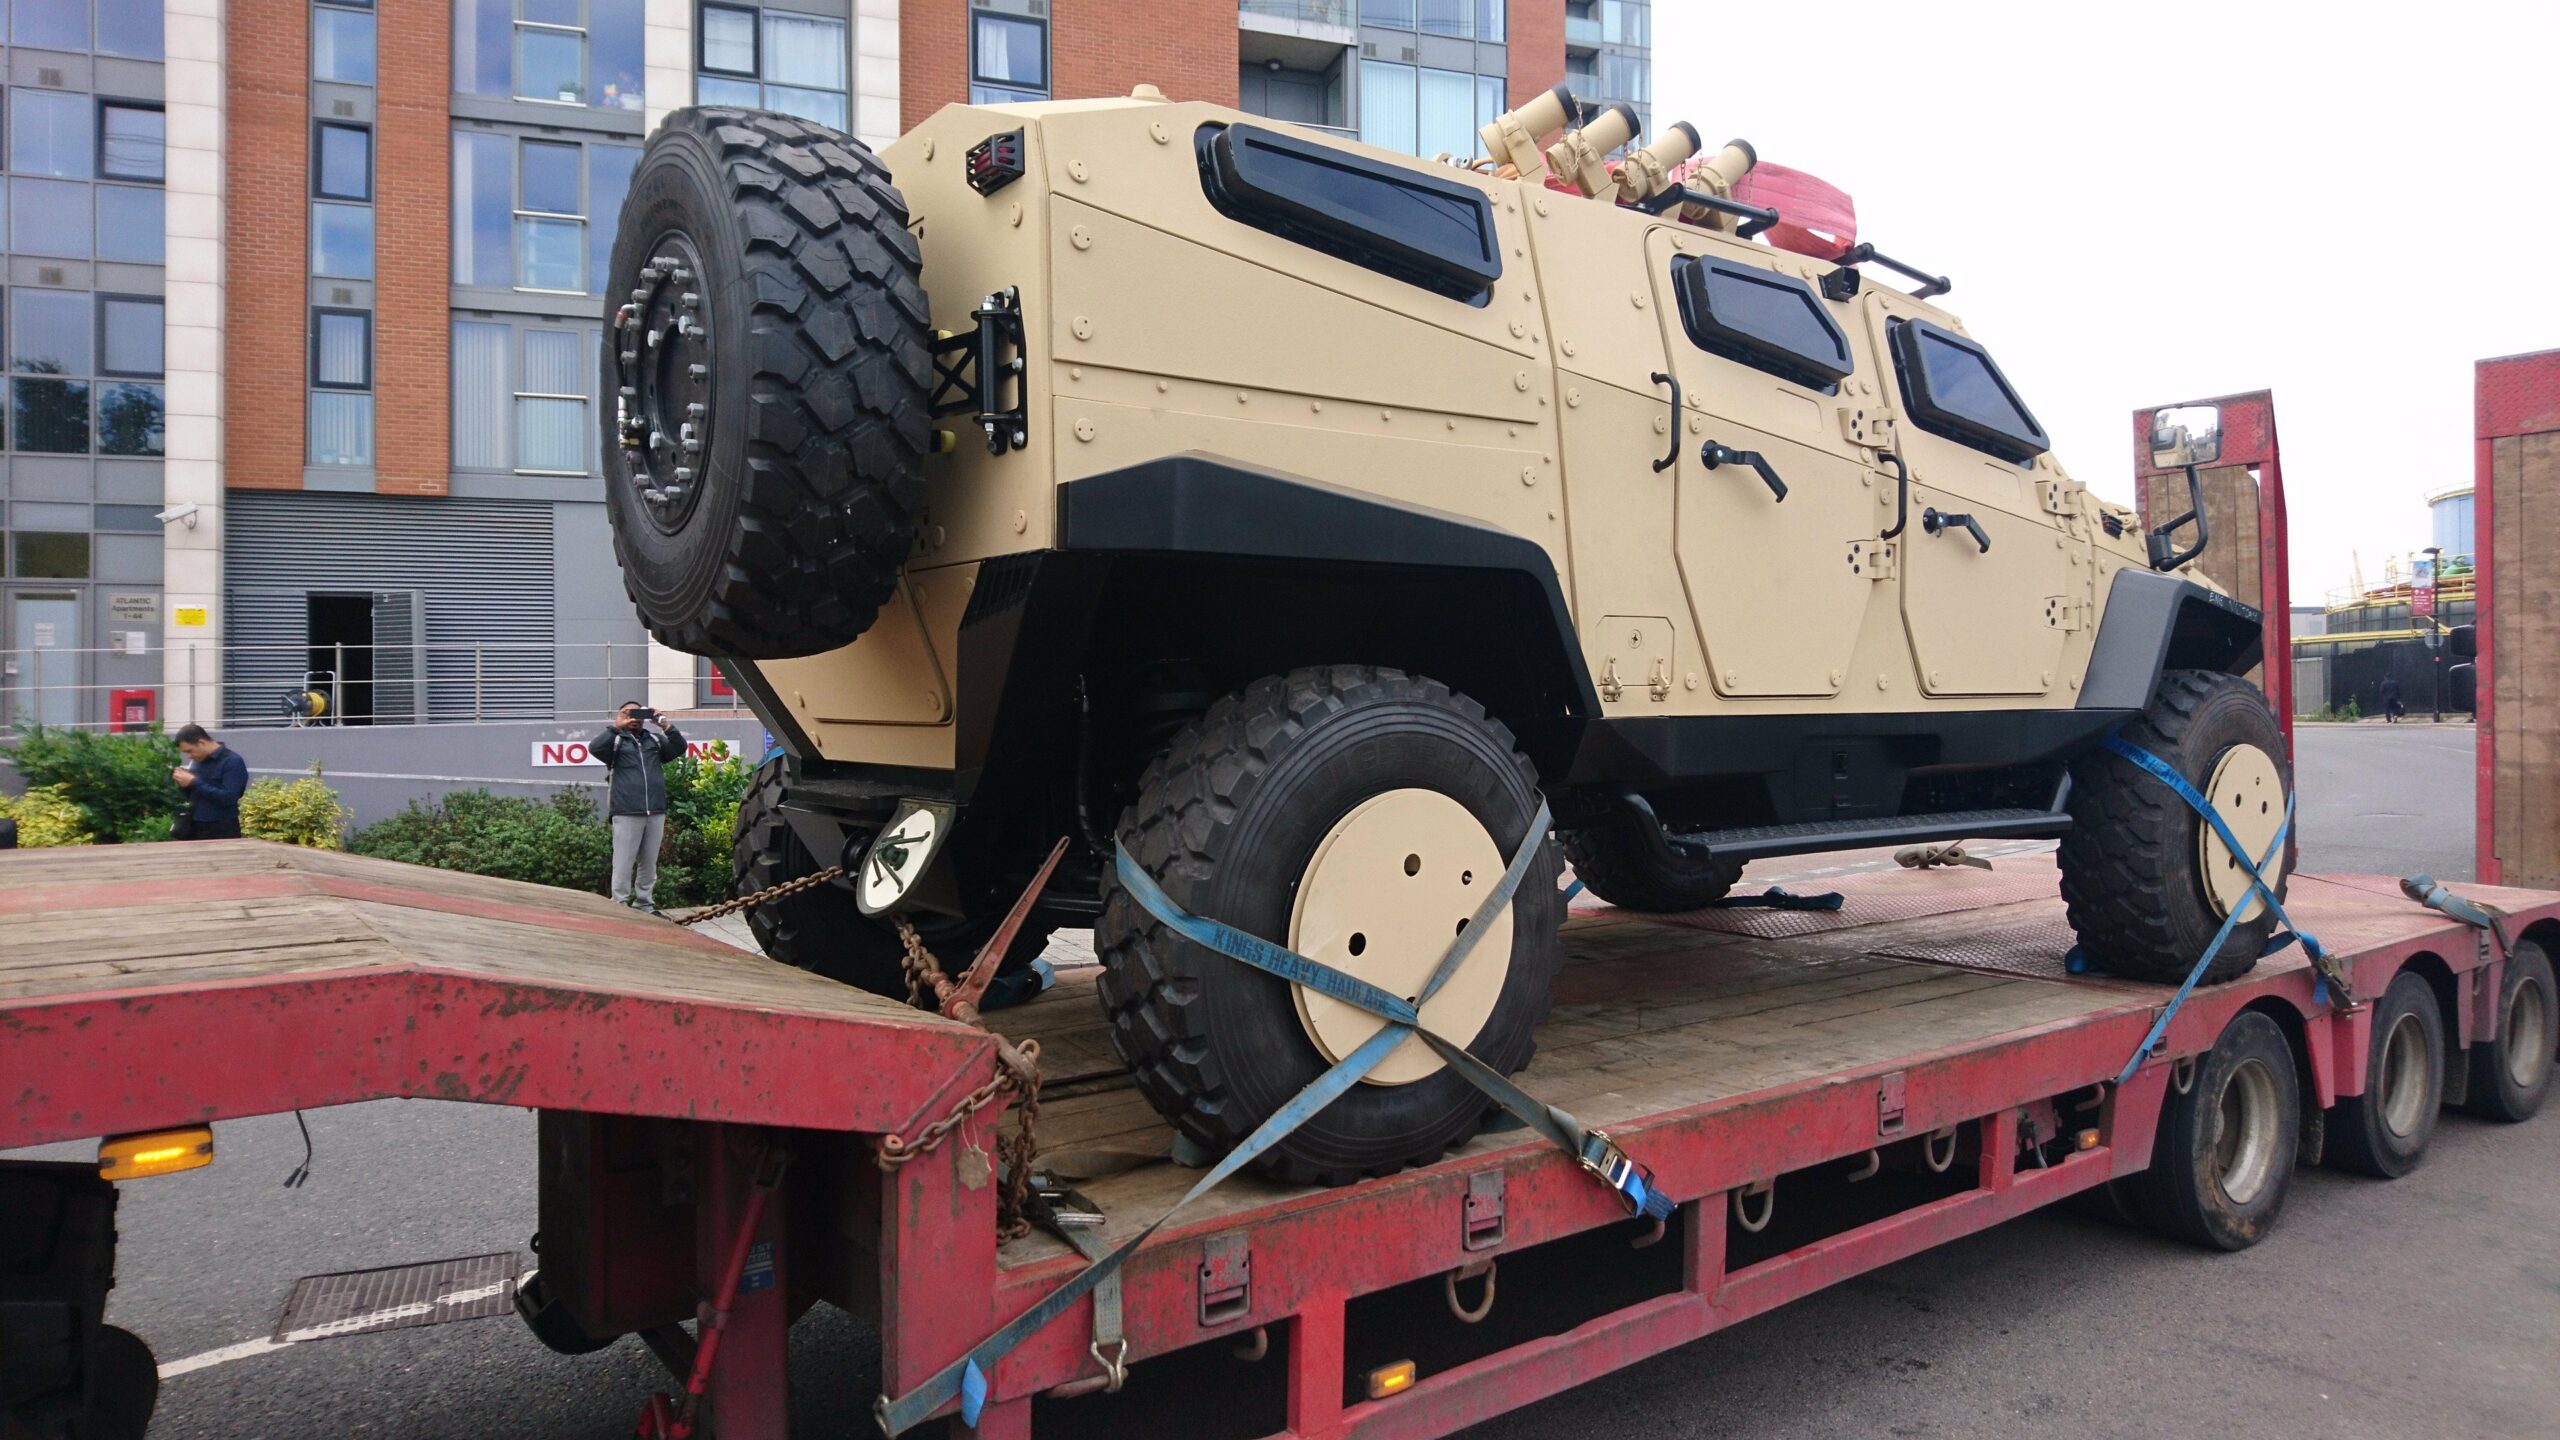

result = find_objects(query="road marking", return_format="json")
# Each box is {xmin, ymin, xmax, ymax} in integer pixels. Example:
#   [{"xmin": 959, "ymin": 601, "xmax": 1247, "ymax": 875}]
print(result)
[{"xmin": 157, "ymin": 1282, "xmax": 517, "ymax": 1379}]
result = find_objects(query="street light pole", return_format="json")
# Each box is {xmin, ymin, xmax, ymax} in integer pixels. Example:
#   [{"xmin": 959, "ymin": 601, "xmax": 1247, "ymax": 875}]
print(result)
[{"xmin": 2422, "ymin": 546, "xmax": 2443, "ymax": 723}]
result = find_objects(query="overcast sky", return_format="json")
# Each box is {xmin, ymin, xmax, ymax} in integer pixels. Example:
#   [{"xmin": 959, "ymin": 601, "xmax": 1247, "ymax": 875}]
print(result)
[{"xmin": 1654, "ymin": 1, "xmax": 2560, "ymax": 603}]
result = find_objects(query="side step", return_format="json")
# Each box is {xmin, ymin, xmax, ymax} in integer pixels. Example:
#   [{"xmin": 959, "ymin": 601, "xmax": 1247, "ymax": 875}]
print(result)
[{"xmin": 1667, "ymin": 806, "xmax": 2071, "ymax": 865}]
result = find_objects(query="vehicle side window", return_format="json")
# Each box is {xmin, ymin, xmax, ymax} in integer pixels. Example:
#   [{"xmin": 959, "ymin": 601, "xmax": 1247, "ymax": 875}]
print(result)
[
  {"xmin": 1888, "ymin": 317, "xmax": 2050, "ymax": 463},
  {"xmin": 1670, "ymin": 256, "xmax": 1852, "ymax": 392},
  {"xmin": 1195, "ymin": 123, "xmax": 1500, "ymax": 305}
]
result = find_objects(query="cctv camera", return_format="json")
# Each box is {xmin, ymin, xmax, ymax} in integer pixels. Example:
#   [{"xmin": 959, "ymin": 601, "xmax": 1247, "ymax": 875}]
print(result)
[{"xmin": 154, "ymin": 504, "xmax": 201, "ymax": 529}]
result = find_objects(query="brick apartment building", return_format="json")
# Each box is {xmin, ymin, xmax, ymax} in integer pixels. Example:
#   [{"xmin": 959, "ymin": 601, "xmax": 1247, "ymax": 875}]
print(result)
[{"xmin": 0, "ymin": 0, "xmax": 1646, "ymax": 732}]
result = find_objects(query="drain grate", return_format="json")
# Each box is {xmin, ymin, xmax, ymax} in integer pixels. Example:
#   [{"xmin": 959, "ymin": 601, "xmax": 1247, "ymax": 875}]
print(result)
[{"xmin": 273, "ymin": 1251, "xmax": 523, "ymax": 1343}]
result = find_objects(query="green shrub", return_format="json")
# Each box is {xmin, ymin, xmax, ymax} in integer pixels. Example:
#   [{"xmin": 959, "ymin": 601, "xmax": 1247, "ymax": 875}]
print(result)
[
  {"xmin": 655, "ymin": 740, "xmax": 749, "ymax": 905},
  {"xmin": 0, "ymin": 785, "xmax": 93, "ymax": 846},
  {"xmin": 350, "ymin": 788, "xmax": 613, "ymax": 894},
  {"xmin": 240, "ymin": 767, "xmax": 353, "ymax": 849},
  {"xmin": 6, "ymin": 724, "xmax": 182, "ymax": 843}
]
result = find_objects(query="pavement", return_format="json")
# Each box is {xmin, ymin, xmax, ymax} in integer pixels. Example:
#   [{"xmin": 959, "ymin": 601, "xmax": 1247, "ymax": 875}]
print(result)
[{"xmin": 12, "ymin": 721, "xmax": 2555, "ymax": 1439}]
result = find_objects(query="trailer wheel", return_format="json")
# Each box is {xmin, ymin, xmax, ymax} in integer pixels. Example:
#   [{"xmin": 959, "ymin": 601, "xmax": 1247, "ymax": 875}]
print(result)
[
  {"xmin": 2060, "ymin": 670, "xmax": 2291, "ymax": 985},
  {"xmin": 2327, "ymin": 968, "xmax": 2445, "ymax": 1177},
  {"xmin": 734, "ymin": 758, "xmax": 1050, "ymax": 998},
  {"xmin": 2122, "ymin": 1009, "xmax": 2300, "ymax": 1251},
  {"xmin": 1097, "ymin": 666, "xmax": 1566, "ymax": 1185},
  {"xmin": 1558, "ymin": 809, "xmax": 1742, "ymax": 912},
  {"xmin": 601, "ymin": 108, "xmax": 932, "ymax": 659},
  {"xmin": 2464, "ymin": 938, "xmax": 2557, "ymax": 1122}
]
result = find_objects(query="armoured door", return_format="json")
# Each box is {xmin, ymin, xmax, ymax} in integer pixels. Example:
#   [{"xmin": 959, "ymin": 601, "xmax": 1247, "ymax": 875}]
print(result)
[
  {"xmin": 1862, "ymin": 300, "xmax": 2079, "ymax": 698},
  {"xmin": 1645, "ymin": 231, "xmax": 1877, "ymax": 698}
]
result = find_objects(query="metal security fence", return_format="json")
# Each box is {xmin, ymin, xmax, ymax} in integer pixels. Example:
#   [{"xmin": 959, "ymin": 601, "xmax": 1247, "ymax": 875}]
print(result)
[{"xmin": 0, "ymin": 640, "xmax": 747, "ymax": 735}]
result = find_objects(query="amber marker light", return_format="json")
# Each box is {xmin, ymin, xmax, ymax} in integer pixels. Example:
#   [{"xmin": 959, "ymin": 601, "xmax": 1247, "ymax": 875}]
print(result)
[
  {"xmin": 1365, "ymin": 1360, "xmax": 1417, "ymax": 1400},
  {"xmin": 98, "ymin": 1126, "xmax": 214, "ymax": 1181}
]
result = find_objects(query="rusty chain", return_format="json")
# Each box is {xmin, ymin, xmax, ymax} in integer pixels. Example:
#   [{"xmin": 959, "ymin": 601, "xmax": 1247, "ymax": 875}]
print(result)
[
  {"xmin": 672, "ymin": 864, "xmax": 846, "ymax": 926},
  {"xmin": 674, "ymin": 865, "xmax": 1047, "ymax": 1238},
  {"xmin": 876, "ymin": 914, "xmax": 1044, "ymax": 1240}
]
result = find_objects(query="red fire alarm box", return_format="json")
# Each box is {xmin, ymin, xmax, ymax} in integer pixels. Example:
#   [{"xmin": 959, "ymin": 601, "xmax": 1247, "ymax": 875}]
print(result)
[{"xmin": 109, "ymin": 689, "xmax": 156, "ymax": 732}]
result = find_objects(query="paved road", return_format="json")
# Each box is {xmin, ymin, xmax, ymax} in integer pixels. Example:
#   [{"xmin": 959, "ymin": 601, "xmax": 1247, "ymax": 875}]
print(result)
[{"xmin": 15, "ymin": 724, "xmax": 2553, "ymax": 1439}]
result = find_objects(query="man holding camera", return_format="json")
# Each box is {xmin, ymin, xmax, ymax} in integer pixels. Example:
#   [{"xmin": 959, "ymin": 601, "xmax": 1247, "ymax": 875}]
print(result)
[{"xmin": 594, "ymin": 700, "xmax": 687, "ymax": 912}]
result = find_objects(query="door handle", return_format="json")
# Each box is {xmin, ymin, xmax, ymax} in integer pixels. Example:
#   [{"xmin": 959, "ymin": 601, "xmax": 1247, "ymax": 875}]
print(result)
[
  {"xmin": 1650, "ymin": 372, "xmax": 1681, "ymax": 473},
  {"xmin": 1921, "ymin": 507, "xmax": 1990, "ymax": 553},
  {"xmin": 1700, "ymin": 441, "xmax": 1786, "ymax": 502},
  {"xmin": 1878, "ymin": 450, "xmax": 1910, "ymax": 540}
]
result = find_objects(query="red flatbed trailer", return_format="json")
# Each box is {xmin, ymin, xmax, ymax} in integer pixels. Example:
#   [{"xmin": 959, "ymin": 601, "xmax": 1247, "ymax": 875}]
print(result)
[{"xmin": 5, "ymin": 840, "xmax": 2554, "ymax": 1438}]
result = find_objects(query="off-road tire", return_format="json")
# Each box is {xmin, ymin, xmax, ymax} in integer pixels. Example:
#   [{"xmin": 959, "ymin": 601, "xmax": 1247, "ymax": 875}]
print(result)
[
  {"xmin": 2463, "ymin": 937, "xmax": 2556, "ymax": 1122},
  {"xmin": 2059, "ymin": 669, "xmax": 2290, "ymax": 984},
  {"xmin": 734, "ymin": 758, "xmax": 1050, "ymax": 997},
  {"xmin": 602, "ymin": 107, "xmax": 931, "ymax": 659},
  {"xmin": 2327, "ymin": 968, "xmax": 2445, "ymax": 1178},
  {"xmin": 1096, "ymin": 667, "xmax": 1566, "ymax": 1185},
  {"xmin": 1559, "ymin": 810, "xmax": 1743, "ymax": 912},
  {"xmin": 2121, "ymin": 1009, "xmax": 2301, "ymax": 1251}
]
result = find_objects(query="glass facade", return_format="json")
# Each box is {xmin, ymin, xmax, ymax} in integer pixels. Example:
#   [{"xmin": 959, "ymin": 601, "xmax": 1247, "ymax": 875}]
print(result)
[
  {"xmin": 696, "ymin": 3, "xmax": 852, "ymax": 128},
  {"xmin": 0, "ymin": 0, "xmax": 167, "ymax": 732},
  {"xmin": 1563, "ymin": 0, "xmax": 1651, "ymax": 151}
]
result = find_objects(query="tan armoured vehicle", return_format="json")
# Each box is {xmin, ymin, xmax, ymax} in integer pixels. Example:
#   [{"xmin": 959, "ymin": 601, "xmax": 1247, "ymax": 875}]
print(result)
[{"xmin": 601, "ymin": 90, "xmax": 2289, "ymax": 1183}]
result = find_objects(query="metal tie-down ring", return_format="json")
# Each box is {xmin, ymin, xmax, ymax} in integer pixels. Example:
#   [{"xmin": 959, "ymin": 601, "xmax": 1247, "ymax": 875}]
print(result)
[
  {"xmin": 1444, "ymin": 1258, "xmax": 1497, "ymax": 1324},
  {"xmin": 1732, "ymin": 1180, "xmax": 1776, "ymax": 1234},
  {"xmin": 1922, "ymin": 1127, "xmax": 1960, "ymax": 1174}
]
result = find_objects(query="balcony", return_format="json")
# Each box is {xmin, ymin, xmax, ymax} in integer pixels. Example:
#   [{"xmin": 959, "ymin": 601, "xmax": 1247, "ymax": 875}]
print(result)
[
  {"xmin": 1564, "ymin": 14, "xmax": 1602, "ymax": 48},
  {"xmin": 1240, "ymin": 0, "xmax": 1357, "ymax": 69}
]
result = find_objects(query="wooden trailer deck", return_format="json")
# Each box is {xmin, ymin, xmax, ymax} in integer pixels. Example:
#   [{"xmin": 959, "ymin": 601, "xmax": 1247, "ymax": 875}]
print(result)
[{"xmin": 989, "ymin": 857, "xmax": 2551, "ymax": 1264}]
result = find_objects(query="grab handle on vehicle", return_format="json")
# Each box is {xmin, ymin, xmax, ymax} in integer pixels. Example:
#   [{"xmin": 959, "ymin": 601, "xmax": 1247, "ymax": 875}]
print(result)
[
  {"xmin": 1650, "ymin": 372, "xmax": 1682, "ymax": 473},
  {"xmin": 1878, "ymin": 450, "xmax": 1910, "ymax": 540},
  {"xmin": 2146, "ymin": 460, "xmax": 2211, "ymax": 571},
  {"xmin": 1701, "ymin": 441, "xmax": 1786, "ymax": 502},
  {"xmin": 1921, "ymin": 507, "xmax": 1989, "ymax": 553}
]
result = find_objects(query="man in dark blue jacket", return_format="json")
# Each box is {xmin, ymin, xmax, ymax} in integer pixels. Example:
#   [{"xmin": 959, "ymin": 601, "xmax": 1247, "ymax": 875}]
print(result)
[
  {"xmin": 171, "ymin": 724, "xmax": 248, "ymax": 840},
  {"xmin": 593, "ymin": 701, "xmax": 687, "ymax": 912}
]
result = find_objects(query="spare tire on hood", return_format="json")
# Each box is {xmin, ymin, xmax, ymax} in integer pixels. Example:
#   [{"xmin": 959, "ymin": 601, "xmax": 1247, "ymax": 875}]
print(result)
[{"xmin": 601, "ymin": 107, "xmax": 932, "ymax": 659}]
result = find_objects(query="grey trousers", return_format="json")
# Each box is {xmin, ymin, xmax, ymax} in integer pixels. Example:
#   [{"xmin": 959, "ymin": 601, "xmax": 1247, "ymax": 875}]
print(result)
[{"xmin": 611, "ymin": 812, "xmax": 667, "ymax": 905}]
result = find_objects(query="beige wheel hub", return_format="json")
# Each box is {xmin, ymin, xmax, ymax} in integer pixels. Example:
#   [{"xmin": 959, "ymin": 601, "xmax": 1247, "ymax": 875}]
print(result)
[
  {"xmin": 1288, "ymin": 788, "xmax": 1514, "ymax": 1086},
  {"xmin": 2197, "ymin": 743, "xmax": 2285, "ymax": 922}
]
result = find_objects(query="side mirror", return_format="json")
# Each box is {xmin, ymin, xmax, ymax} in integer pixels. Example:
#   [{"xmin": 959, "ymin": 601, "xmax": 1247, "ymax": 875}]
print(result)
[
  {"xmin": 2449, "ymin": 662, "xmax": 2477, "ymax": 714},
  {"xmin": 2447, "ymin": 623, "xmax": 2477, "ymax": 660},
  {"xmin": 2149, "ymin": 404, "xmax": 2223, "ymax": 469}
]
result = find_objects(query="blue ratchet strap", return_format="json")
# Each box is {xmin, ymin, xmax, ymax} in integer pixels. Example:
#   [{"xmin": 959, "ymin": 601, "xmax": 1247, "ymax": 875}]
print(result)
[
  {"xmin": 879, "ymin": 800, "xmax": 1642, "ymax": 1434},
  {"xmin": 2400, "ymin": 873, "xmax": 2513, "ymax": 958},
  {"xmin": 2103, "ymin": 736, "xmax": 2337, "ymax": 1088}
]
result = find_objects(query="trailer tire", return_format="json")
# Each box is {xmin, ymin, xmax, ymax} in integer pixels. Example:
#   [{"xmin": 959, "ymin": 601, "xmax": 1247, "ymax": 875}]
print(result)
[
  {"xmin": 2060, "ymin": 670, "xmax": 2290, "ymax": 985},
  {"xmin": 2327, "ymin": 968, "xmax": 2445, "ymax": 1177},
  {"xmin": 2463, "ymin": 938, "xmax": 2557, "ymax": 1123},
  {"xmin": 2123, "ymin": 1009, "xmax": 2300, "ymax": 1251},
  {"xmin": 734, "ymin": 758, "xmax": 1050, "ymax": 998},
  {"xmin": 602, "ymin": 108, "xmax": 932, "ymax": 659},
  {"xmin": 1559, "ymin": 810, "xmax": 1742, "ymax": 912},
  {"xmin": 1097, "ymin": 666, "xmax": 1566, "ymax": 1186}
]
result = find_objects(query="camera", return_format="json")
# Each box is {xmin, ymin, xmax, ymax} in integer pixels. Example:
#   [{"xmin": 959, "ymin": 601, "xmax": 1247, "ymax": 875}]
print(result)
[{"xmin": 628, "ymin": 707, "xmax": 659, "ymax": 721}]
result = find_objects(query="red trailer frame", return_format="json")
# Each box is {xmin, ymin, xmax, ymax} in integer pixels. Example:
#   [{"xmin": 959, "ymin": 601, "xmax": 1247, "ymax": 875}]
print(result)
[
  {"xmin": 2473, "ymin": 348, "xmax": 2560, "ymax": 887},
  {"xmin": 6, "ymin": 845, "xmax": 2554, "ymax": 1440}
]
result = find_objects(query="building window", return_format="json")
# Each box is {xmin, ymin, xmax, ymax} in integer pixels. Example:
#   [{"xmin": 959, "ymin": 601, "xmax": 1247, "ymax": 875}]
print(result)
[
  {"xmin": 696, "ymin": 4, "xmax": 848, "ymax": 129},
  {"xmin": 99, "ymin": 297, "xmax": 167, "ymax": 457},
  {"xmin": 14, "ymin": 532, "xmax": 92, "ymax": 579},
  {"xmin": 12, "ymin": 90, "xmax": 94, "ymax": 178},
  {"xmin": 311, "ymin": 310, "xmax": 375, "ymax": 466},
  {"xmin": 1359, "ymin": 61, "xmax": 1511, "ymax": 159},
  {"xmin": 316, "ymin": 123, "xmax": 373, "ymax": 201},
  {"xmin": 970, "ymin": 10, "xmax": 1048, "ymax": 104},
  {"xmin": 457, "ymin": 0, "xmax": 646, "ymax": 111},
  {"xmin": 10, "ymin": 290, "xmax": 88, "ymax": 454},
  {"xmin": 451, "ymin": 318, "xmax": 601, "ymax": 474},
  {"xmin": 10, "ymin": 179, "xmax": 89, "ymax": 258},
  {"xmin": 453, "ymin": 128, "xmax": 638, "ymax": 295},
  {"xmin": 312, "ymin": 202, "xmax": 375, "ymax": 279},
  {"xmin": 516, "ymin": 329, "xmax": 588, "ymax": 473},
  {"xmin": 101, "ymin": 102, "xmax": 167, "ymax": 182},
  {"xmin": 314, "ymin": 4, "xmax": 378, "ymax": 86},
  {"xmin": 98, "ymin": 187, "xmax": 165, "ymax": 264},
  {"xmin": 11, "ymin": 0, "xmax": 89, "ymax": 51},
  {"xmin": 1366, "ymin": 0, "xmax": 1503, "ymax": 39},
  {"xmin": 98, "ymin": 0, "xmax": 166, "ymax": 60}
]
